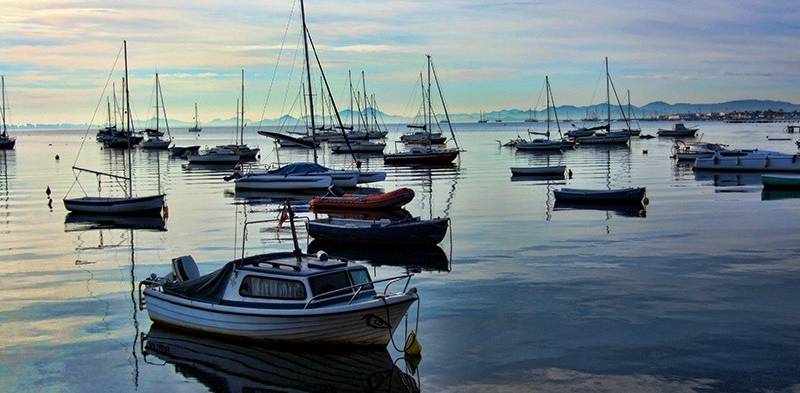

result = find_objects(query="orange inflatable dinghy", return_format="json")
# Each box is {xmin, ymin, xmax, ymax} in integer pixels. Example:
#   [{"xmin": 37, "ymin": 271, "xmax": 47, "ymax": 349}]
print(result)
[{"xmin": 310, "ymin": 188, "xmax": 415, "ymax": 211}]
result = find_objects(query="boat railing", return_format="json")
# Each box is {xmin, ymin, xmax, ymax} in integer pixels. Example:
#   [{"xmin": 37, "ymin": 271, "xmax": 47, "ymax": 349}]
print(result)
[{"xmin": 304, "ymin": 273, "xmax": 413, "ymax": 309}]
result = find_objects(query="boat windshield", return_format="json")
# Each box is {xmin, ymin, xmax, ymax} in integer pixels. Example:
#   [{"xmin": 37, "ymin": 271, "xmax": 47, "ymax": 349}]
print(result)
[{"xmin": 308, "ymin": 268, "xmax": 373, "ymax": 300}]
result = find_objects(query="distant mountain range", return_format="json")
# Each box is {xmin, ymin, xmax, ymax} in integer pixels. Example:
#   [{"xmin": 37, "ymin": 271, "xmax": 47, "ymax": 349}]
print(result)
[{"xmin": 10, "ymin": 99, "xmax": 800, "ymax": 128}]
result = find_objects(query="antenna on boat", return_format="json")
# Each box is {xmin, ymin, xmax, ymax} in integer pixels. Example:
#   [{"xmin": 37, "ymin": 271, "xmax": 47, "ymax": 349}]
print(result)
[{"xmin": 284, "ymin": 200, "xmax": 302, "ymax": 262}]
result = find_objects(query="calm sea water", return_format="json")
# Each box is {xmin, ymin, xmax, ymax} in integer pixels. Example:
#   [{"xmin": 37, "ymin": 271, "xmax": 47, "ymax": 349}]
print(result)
[{"xmin": 1, "ymin": 121, "xmax": 800, "ymax": 392}]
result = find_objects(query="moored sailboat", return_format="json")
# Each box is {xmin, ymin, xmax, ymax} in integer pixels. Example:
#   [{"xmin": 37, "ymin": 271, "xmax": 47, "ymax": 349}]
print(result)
[
  {"xmin": 188, "ymin": 102, "xmax": 202, "ymax": 132},
  {"xmin": 64, "ymin": 41, "xmax": 165, "ymax": 215},
  {"xmin": 0, "ymin": 76, "xmax": 15, "ymax": 150}
]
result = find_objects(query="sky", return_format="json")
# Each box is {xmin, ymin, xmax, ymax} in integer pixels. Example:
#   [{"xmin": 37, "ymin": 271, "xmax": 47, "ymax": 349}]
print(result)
[{"xmin": 1, "ymin": 0, "xmax": 799, "ymax": 124}]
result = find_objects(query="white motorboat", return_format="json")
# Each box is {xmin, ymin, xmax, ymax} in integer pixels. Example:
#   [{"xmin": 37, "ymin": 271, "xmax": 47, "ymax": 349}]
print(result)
[
  {"xmin": 188, "ymin": 146, "xmax": 241, "ymax": 164},
  {"xmin": 233, "ymin": 163, "xmax": 359, "ymax": 190},
  {"xmin": 516, "ymin": 139, "xmax": 571, "ymax": 151},
  {"xmin": 658, "ymin": 123, "xmax": 699, "ymax": 137},
  {"xmin": 574, "ymin": 131, "xmax": 630, "ymax": 145},
  {"xmin": 224, "ymin": 144, "xmax": 260, "ymax": 159},
  {"xmin": 331, "ymin": 140, "xmax": 386, "ymax": 154},
  {"xmin": 140, "ymin": 214, "xmax": 419, "ymax": 346},
  {"xmin": 693, "ymin": 149, "xmax": 800, "ymax": 172},
  {"xmin": 141, "ymin": 137, "xmax": 171, "ymax": 149},
  {"xmin": 673, "ymin": 141, "xmax": 729, "ymax": 161},
  {"xmin": 234, "ymin": 173, "xmax": 333, "ymax": 190},
  {"xmin": 400, "ymin": 131, "xmax": 446, "ymax": 144}
]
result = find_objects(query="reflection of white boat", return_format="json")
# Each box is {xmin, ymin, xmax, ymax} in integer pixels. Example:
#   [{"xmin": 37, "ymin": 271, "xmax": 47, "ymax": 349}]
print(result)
[
  {"xmin": 188, "ymin": 146, "xmax": 241, "ymax": 164},
  {"xmin": 762, "ymin": 174, "xmax": 800, "ymax": 189},
  {"xmin": 693, "ymin": 150, "xmax": 800, "ymax": 172},
  {"xmin": 143, "ymin": 326, "xmax": 420, "ymax": 393},
  {"xmin": 141, "ymin": 216, "xmax": 418, "ymax": 346}
]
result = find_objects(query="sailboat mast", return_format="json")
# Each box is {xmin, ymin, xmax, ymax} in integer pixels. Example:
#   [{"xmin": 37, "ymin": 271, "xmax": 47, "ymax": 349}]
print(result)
[
  {"xmin": 235, "ymin": 98, "xmax": 239, "ymax": 134},
  {"xmin": 123, "ymin": 40, "xmax": 133, "ymax": 197},
  {"xmin": 419, "ymin": 73, "xmax": 425, "ymax": 131},
  {"xmin": 107, "ymin": 97, "xmax": 112, "ymax": 128},
  {"xmin": 240, "ymin": 69, "xmax": 244, "ymax": 145},
  {"xmin": 605, "ymin": 57, "xmax": 610, "ymax": 128},
  {"xmin": 546, "ymin": 76, "xmax": 550, "ymax": 135},
  {"xmin": 300, "ymin": 0, "xmax": 318, "ymax": 164},
  {"xmin": 627, "ymin": 89, "xmax": 631, "ymax": 120},
  {"xmin": 348, "ymin": 70, "xmax": 353, "ymax": 129},
  {"xmin": 112, "ymin": 82, "xmax": 117, "ymax": 127},
  {"xmin": 427, "ymin": 55, "xmax": 432, "ymax": 139},
  {"xmin": 1, "ymin": 76, "xmax": 6, "ymax": 136},
  {"xmin": 362, "ymin": 71, "xmax": 368, "ymax": 132},
  {"xmin": 194, "ymin": 103, "xmax": 198, "ymax": 128},
  {"xmin": 155, "ymin": 73, "xmax": 160, "ymax": 132}
]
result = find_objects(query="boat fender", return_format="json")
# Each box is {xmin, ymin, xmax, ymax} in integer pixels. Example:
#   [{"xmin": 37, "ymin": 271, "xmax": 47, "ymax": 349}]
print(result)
[
  {"xmin": 404, "ymin": 331, "xmax": 422, "ymax": 356},
  {"xmin": 642, "ymin": 197, "xmax": 650, "ymax": 206},
  {"xmin": 568, "ymin": 169, "xmax": 573, "ymax": 179},
  {"xmin": 316, "ymin": 251, "xmax": 329, "ymax": 261}
]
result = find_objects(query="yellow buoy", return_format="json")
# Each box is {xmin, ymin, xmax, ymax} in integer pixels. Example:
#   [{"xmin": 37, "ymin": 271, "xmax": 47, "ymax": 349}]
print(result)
[{"xmin": 404, "ymin": 331, "xmax": 422, "ymax": 356}]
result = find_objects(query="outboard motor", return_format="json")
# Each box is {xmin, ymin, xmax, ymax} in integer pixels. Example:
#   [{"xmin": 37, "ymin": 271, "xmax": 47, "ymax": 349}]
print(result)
[{"xmin": 171, "ymin": 255, "xmax": 200, "ymax": 282}]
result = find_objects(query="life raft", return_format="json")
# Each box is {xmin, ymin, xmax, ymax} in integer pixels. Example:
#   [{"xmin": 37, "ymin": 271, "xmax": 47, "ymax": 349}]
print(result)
[{"xmin": 310, "ymin": 187, "xmax": 415, "ymax": 211}]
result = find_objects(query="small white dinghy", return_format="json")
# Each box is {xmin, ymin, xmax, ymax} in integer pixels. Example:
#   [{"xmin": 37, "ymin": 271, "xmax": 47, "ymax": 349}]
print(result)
[
  {"xmin": 140, "ymin": 212, "xmax": 419, "ymax": 347},
  {"xmin": 510, "ymin": 165, "xmax": 567, "ymax": 176}
]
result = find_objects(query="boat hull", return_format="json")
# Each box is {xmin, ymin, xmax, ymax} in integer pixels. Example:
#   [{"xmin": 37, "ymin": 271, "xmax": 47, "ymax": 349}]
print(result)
[
  {"xmin": 63, "ymin": 194, "xmax": 165, "ymax": 214},
  {"xmin": 187, "ymin": 154, "xmax": 241, "ymax": 164},
  {"xmin": 308, "ymin": 218, "xmax": 449, "ymax": 245},
  {"xmin": 575, "ymin": 134, "xmax": 630, "ymax": 145},
  {"xmin": 516, "ymin": 141, "xmax": 566, "ymax": 151},
  {"xmin": 657, "ymin": 129, "xmax": 698, "ymax": 137},
  {"xmin": 310, "ymin": 188, "xmax": 414, "ymax": 211},
  {"xmin": 143, "ymin": 289, "xmax": 416, "ymax": 346},
  {"xmin": 693, "ymin": 155, "xmax": 800, "ymax": 172},
  {"xmin": 141, "ymin": 139, "xmax": 171, "ymax": 149},
  {"xmin": 383, "ymin": 151, "xmax": 458, "ymax": 166},
  {"xmin": 762, "ymin": 174, "xmax": 800, "ymax": 189},
  {"xmin": 510, "ymin": 165, "xmax": 566, "ymax": 176},
  {"xmin": 235, "ymin": 174, "xmax": 332, "ymax": 190},
  {"xmin": 0, "ymin": 137, "xmax": 15, "ymax": 150},
  {"xmin": 554, "ymin": 187, "xmax": 646, "ymax": 203}
]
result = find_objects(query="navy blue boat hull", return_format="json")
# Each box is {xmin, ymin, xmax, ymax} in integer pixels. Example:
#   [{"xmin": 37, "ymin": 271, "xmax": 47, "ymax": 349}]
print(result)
[{"xmin": 307, "ymin": 218, "xmax": 449, "ymax": 245}]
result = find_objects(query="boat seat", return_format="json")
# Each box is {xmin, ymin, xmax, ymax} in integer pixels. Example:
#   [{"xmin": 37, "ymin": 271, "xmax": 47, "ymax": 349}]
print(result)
[{"xmin": 172, "ymin": 255, "xmax": 200, "ymax": 282}]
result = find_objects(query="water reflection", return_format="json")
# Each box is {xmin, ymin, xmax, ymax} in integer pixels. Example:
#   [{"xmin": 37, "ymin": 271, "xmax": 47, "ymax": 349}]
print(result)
[
  {"xmin": 143, "ymin": 326, "xmax": 420, "ymax": 393},
  {"xmin": 308, "ymin": 240, "xmax": 451, "ymax": 272},
  {"xmin": 64, "ymin": 213, "xmax": 167, "ymax": 232},
  {"xmin": 694, "ymin": 171, "xmax": 764, "ymax": 187},
  {"xmin": 762, "ymin": 189, "xmax": 800, "ymax": 201}
]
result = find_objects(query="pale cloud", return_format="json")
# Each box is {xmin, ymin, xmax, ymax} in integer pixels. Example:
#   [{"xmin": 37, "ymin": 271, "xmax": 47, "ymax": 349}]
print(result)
[{"xmin": 0, "ymin": 0, "xmax": 798, "ymax": 123}]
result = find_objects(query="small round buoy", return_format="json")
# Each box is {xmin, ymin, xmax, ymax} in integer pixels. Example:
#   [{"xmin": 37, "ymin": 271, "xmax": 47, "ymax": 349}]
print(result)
[
  {"xmin": 46, "ymin": 186, "xmax": 51, "ymax": 197},
  {"xmin": 55, "ymin": 154, "xmax": 60, "ymax": 160},
  {"xmin": 642, "ymin": 149, "xmax": 648, "ymax": 155}
]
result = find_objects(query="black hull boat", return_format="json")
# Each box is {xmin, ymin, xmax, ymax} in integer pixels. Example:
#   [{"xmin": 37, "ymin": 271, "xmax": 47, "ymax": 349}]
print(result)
[
  {"xmin": 383, "ymin": 149, "xmax": 458, "ymax": 166},
  {"xmin": 0, "ymin": 137, "xmax": 15, "ymax": 150},
  {"xmin": 63, "ymin": 194, "xmax": 165, "ymax": 215},
  {"xmin": 553, "ymin": 187, "xmax": 646, "ymax": 204},
  {"xmin": 307, "ymin": 217, "xmax": 449, "ymax": 245},
  {"xmin": 169, "ymin": 145, "xmax": 201, "ymax": 158}
]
